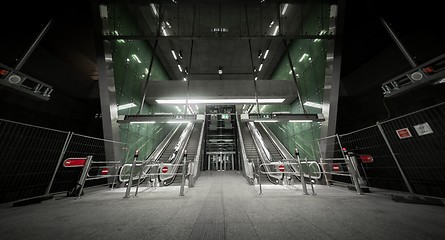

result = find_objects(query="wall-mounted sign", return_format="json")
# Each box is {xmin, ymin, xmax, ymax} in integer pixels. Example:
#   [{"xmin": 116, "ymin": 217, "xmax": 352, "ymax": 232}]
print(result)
[
  {"xmin": 396, "ymin": 128, "xmax": 412, "ymax": 139},
  {"xmin": 413, "ymin": 122, "xmax": 434, "ymax": 136}
]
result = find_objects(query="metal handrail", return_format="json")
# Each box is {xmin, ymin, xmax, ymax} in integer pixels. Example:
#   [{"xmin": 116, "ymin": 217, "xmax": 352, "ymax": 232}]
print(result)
[{"xmin": 236, "ymin": 114, "xmax": 254, "ymax": 180}]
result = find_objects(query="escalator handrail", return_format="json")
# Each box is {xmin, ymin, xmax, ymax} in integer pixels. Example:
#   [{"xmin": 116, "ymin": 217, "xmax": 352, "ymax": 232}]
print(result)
[
  {"xmin": 160, "ymin": 123, "xmax": 195, "ymax": 183},
  {"xmin": 236, "ymin": 114, "xmax": 254, "ymax": 180},
  {"xmin": 190, "ymin": 121, "xmax": 205, "ymax": 179},
  {"xmin": 248, "ymin": 122, "xmax": 281, "ymax": 180},
  {"xmin": 146, "ymin": 124, "xmax": 182, "ymax": 163}
]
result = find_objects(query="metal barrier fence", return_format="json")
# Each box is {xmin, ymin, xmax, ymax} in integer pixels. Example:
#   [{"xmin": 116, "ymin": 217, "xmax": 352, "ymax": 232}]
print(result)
[
  {"xmin": 336, "ymin": 102, "xmax": 445, "ymax": 199},
  {"xmin": 0, "ymin": 118, "xmax": 128, "ymax": 204}
]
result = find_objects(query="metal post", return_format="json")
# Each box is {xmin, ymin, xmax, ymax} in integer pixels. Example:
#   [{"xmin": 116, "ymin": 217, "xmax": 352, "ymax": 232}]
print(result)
[
  {"xmin": 343, "ymin": 150, "xmax": 363, "ymax": 195},
  {"xmin": 379, "ymin": 17, "xmax": 417, "ymax": 68},
  {"xmin": 134, "ymin": 162, "xmax": 144, "ymax": 197},
  {"xmin": 189, "ymin": 160, "xmax": 194, "ymax": 188},
  {"xmin": 257, "ymin": 158, "xmax": 263, "ymax": 195},
  {"xmin": 124, "ymin": 150, "xmax": 139, "ymax": 198},
  {"xmin": 180, "ymin": 150, "xmax": 188, "ymax": 196},
  {"xmin": 376, "ymin": 122, "xmax": 415, "ymax": 195},
  {"xmin": 76, "ymin": 155, "xmax": 94, "ymax": 199},
  {"xmin": 305, "ymin": 158, "xmax": 316, "ymax": 195},
  {"xmin": 46, "ymin": 131, "xmax": 73, "ymax": 194},
  {"xmin": 15, "ymin": 20, "xmax": 53, "ymax": 70},
  {"xmin": 295, "ymin": 149, "xmax": 309, "ymax": 195}
]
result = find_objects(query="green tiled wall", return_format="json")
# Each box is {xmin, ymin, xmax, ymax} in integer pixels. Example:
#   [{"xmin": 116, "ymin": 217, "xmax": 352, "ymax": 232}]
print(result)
[
  {"xmin": 107, "ymin": 5, "xmax": 182, "ymax": 162},
  {"xmin": 259, "ymin": 3, "xmax": 331, "ymax": 161}
]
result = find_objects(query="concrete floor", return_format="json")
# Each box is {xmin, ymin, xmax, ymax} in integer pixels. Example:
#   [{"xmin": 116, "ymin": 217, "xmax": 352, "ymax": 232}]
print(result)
[{"xmin": 1, "ymin": 171, "xmax": 445, "ymax": 240}]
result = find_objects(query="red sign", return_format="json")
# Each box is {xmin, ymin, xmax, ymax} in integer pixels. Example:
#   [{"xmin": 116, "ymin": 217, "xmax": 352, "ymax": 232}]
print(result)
[
  {"xmin": 162, "ymin": 166, "xmax": 168, "ymax": 173},
  {"xmin": 396, "ymin": 128, "xmax": 412, "ymax": 139},
  {"xmin": 101, "ymin": 168, "xmax": 109, "ymax": 175},
  {"xmin": 278, "ymin": 165, "xmax": 285, "ymax": 172},
  {"xmin": 359, "ymin": 154, "xmax": 374, "ymax": 164},
  {"xmin": 332, "ymin": 164, "xmax": 340, "ymax": 171},
  {"xmin": 63, "ymin": 158, "xmax": 86, "ymax": 167}
]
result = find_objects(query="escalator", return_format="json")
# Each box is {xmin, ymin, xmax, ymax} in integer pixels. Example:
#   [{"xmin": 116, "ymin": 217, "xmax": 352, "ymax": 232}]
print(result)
[
  {"xmin": 157, "ymin": 123, "xmax": 187, "ymax": 164},
  {"xmin": 169, "ymin": 122, "xmax": 203, "ymax": 185},
  {"xmin": 240, "ymin": 122, "xmax": 274, "ymax": 184},
  {"xmin": 254, "ymin": 122, "xmax": 284, "ymax": 162}
]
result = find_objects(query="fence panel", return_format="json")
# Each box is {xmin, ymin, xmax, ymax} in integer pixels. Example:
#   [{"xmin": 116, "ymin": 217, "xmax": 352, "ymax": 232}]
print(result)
[
  {"xmin": 50, "ymin": 133, "xmax": 128, "ymax": 194},
  {"xmin": 0, "ymin": 119, "xmax": 69, "ymax": 204},
  {"xmin": 339, "ymin": 126, "xmax": 408, "ymax": 192},
  {"xmin": 316, "ymin": 135, "xmax": 352, "ymax": 185},
  {"xmin": 379, "ymin": 103, "xmax": 445, "ymax": 198}
]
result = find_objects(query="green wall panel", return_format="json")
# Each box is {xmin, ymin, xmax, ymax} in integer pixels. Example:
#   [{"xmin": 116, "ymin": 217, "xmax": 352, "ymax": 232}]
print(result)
[
  {"xmin": 261, "ymin": 3, "xmax": 331, "ymax": 161},
  {"xmin": 106, "ymin": 5, "xmax": 176, "ymax": 162}
]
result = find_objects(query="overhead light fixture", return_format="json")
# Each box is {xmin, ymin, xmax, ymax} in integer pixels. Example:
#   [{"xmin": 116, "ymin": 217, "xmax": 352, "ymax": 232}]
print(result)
[
  {"xmin": 117, "ymin": 103, "xmax": 137, "ymax": 111},
  {"xmin": 178, "ymin": 64, "xmax": 183, "ymax": 72},
  {"xmin": 184, "ymin": 68, "xmax": 189, "ymax": 74},
  {"xmin": 117, "ymin": 39, "xmax": 125, "ymax": 43},
  {"xmin": 257, "ymin": 51, "xmax": 262, "ymax": 59},
  {"xmin": 273, "ymin": 26, "xmax": 279, "ymax": 36},
  {"xmin": 289, "ymin": 120, "xmax": 313, "ymax": 123},
  {"xmin": 178, "ymin": 51, "xmax": 183, "ymax": 59},
  {"xmin": 156, "ymin": 98, "xmax": 285, "ymax": 104},
  {"xmin": 254, "ymin": 119, "xmax": 279, "ymax": 122},
  {"xmin": 162, "ymin": 27, "xmax": 167, "ymax": 36},
  {"xmin": 263, "ymin": 49, "xmax": 269, "ymax": 59},
  {"xmin": 255, "ymin": 76, "xmax": 258, "ymax": 81},
  {"xmin": 183, "ymin": 77, "xmax": 187, "ymax": 81},
  {"xmin": 171, "ymin": 50, "xmax": 177, "ymax": 60},
  {"xmin": 303, "ymin": 101, "xmax": 323, "ymax": 109},
  {"xmin": 269, "ymin": 21, "xmax": 274, "ymax": 28},
  {"xmin": 218, "ymin": 67, "xmax": 223, "ymax": 75},
  {"xmin": 281, "ymin": 3, "xmax": 289, "ymax": 15},
  {"xmin": 258, "ymin": 64, "xmax": 263, "ymax": 72},
  {"xmin": 168, "ymin": 120, "xmax": 192, "ymax": 123},
  {"xmin": 130, "ymin": 121, "xmax": 155, "ymax": 124}
]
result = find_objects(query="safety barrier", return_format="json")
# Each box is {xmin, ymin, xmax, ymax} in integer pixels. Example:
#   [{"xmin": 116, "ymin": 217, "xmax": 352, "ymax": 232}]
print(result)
[
  {"xmin": 122, "ymin": 150, "xmax": 189, "ymax": 198},
  {"xmin": 0, "ymin": 118, "xmax": 128, "ymax": 204},
  {"xmin": 334, "ymin": 102, "xmax": 445, "ymax": 199}
]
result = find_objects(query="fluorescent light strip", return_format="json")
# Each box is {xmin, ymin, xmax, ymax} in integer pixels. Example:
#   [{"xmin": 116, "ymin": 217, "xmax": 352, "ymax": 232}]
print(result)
[
  {"xmin": 171, "ymin": 50, "xmax": 177, "ymax": 60},
  {"xmin": 156, "ymin": 98, "xmax": 285, "ymax": 104},
  {"xmin": 150, "ymin": 3, "xmax": 158, "ymax": 16},
  {"xmin": 303, "ymin": 101, "xmax": 323, "ymax": 109},
  {"xmin": 269, "ymin": 21, "xmax": 274, "ymax": 28},
  {"xmin": 258, "ymin": 64, "xmax": 263, "ymax": 72},
  {"xmin": 168, "ymin": 120, "xmax": 191, "ymax": 123},
  {"xmin": 130, "ymin": 121, "xmax": 155, "ymax": 124},
  {"xmin": 178, "ymin": 65, "xmax": 183, "ymax": 72},
  {"xmin": 117, "ymin": 103, "xmax": 137, "ymax": 111},
  {"xmin": 263, "ymin": 49, "xmax": 269, "ymax": 59},
  {"xmin": 162, "ymin": 28, "xmax": 167, "ymax": 36},
  {"xmin": 132, "ymin": 54, "xmax": 141, "ymax": 63},
  {"xmin": 254, "ymin": 120, "xmax": 279, "ymax": 122},
  {"xmin": 281, "ymin": 3, "xmax": 288, "ymax": 15},
  {"xmin": 289, "ymin": 120, "xmax": 313, "ymax": 123},
  {"xmin": 299, "ymin": 53, "xmax": 308, "ymax": 62},
  {"xmin": 273, "ymin": 26, "xmax": 279, "ymax": 36}
]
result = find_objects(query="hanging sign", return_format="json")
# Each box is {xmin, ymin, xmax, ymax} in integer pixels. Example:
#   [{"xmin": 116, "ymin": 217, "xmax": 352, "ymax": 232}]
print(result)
[
  {"xmin": 413, "ymin": 122, "xmax": 433, "ymax": 136},
  {"xmin": 396, "ymin": 128, "xmax": 412, "ymax": 139}
]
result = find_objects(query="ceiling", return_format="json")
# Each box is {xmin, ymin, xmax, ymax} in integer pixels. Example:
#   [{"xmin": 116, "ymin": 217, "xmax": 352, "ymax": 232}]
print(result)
[
  {"xmin": 1, "ymin": 0, "xmax": 444, "ymax": 134},
  {"xmin": 115, "ymin": 0, "xmax": 318, "ymax": 82}
]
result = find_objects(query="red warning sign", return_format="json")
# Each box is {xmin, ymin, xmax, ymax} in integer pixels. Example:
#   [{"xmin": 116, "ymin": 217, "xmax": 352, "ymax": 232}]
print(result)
[
  {"xmin": 162, "ymin": 166, "xmax": 168, "ymax": 173},
  {"xmin": 396, "ymin": 128, "xmax": 412, "ymax": 139},
  {"xmin": 278, "ymin": 165, "xmax": 285, "ymax": 172},
  {"xmin": 332, "ymin": 164, "xmax": 340, "ymax": 171},
  {"xmin": 63, "ymin": 158, "xmax": 86, "ymax": 167}
]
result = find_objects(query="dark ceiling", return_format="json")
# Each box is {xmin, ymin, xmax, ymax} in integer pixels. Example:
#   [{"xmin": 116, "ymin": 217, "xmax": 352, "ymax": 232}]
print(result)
[{"xmin": 0, "ymin": 0, "xmax": 444, "ymax": 135}]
